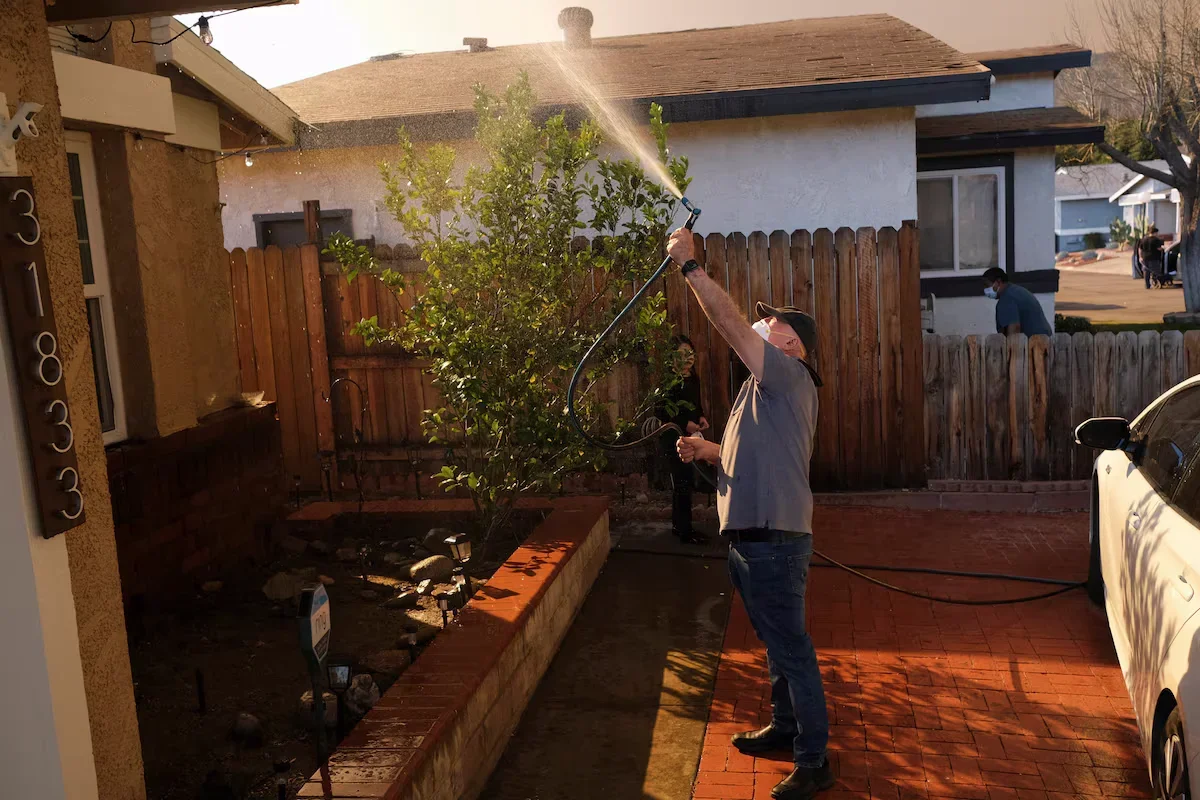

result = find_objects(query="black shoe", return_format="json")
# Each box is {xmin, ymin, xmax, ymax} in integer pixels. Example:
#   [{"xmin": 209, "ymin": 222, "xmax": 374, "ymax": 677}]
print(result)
[
  {"xmin": 731, "ymin": 725, "xmax": 795, "ymax": 755},
  {"xmin": 771, "ymin": 760, "xmax": 835, "ymax": 800}
]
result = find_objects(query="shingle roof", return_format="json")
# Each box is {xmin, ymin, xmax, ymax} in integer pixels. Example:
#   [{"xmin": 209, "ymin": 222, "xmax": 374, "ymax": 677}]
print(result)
[
  {"xmin": 966, "ymin": 44, "xmax": 1091, "ymax": 75},
  {"xmin": 916, "ymin": 106, "xmax": 1104, "ymax": 153},
  {"xmin": 1055, "ymin": 162, "xmax": 1152, "ymax": 197},
  {"xmin": 276, "ymin": 14, "xmax": 987, "ymax": 127}
]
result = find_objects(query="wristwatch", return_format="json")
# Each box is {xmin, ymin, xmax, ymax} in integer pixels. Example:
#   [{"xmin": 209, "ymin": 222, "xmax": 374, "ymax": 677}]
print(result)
[{"xmin": 681, "ymin": 259, "xmax": 702, "ymax": 277}]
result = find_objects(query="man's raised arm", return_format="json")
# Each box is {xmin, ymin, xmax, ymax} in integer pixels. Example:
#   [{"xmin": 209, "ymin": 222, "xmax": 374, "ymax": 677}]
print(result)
[{"xmin": 666, "ymin": 228, "xmax": 767, "ymax": 382}]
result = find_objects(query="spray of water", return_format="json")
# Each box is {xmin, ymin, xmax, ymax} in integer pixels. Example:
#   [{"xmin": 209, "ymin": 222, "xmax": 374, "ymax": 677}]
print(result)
[{"xmin": 537, "ymin": 43, "xmax": 683, "ymax": 199}]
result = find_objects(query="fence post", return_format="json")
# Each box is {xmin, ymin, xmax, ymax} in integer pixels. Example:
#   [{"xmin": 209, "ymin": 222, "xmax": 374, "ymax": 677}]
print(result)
[
  {"xmin": 898, "ymin": 220, "xmax": 925, "ymax": 487},
  {"xmin": 303, "ymin": 199, "xmax": 322, "ymax": 245},
  {"xmin": 301, "ymin": 242, "xmax": 337, "ymax": 489}
]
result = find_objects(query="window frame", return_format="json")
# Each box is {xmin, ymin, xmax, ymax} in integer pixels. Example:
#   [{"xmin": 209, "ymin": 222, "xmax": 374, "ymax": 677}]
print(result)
[
  {"xmin": 916, "ymin": 165, "xmax": 1007, "ymax": 277},
  {"xmin": 65, "ymin": 130, "xmax": 127, "ymax": 445}
]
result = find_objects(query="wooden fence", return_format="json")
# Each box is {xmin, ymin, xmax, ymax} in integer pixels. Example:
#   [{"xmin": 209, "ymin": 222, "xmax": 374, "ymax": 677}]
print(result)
[
  {"xmin": 229, "ymin": 223, "xmax": 927, "ymax": 492},
  {"xmin": 924, "ymin": 330, "xmax": 1200, "ymax": 482}
]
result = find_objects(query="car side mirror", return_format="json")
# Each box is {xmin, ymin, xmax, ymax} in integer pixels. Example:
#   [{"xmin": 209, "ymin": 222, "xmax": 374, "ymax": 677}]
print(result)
[{"xmin": 1074, "ymin": 417, "xmax": 1131, "ymax": 450}]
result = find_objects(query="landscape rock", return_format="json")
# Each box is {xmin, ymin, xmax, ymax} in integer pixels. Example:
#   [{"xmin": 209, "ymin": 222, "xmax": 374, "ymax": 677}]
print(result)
[
  {"xmin": 230, "ymin": 713, "xmax": 263, "ymax": 747},
  {"xmin": 298, "ymin": 690, "xmax": 337, "ymax": 728},
  {"xmin": 201, "ymin": 580, "xmax": 223, "ymax": 593},
  {"xmin": 416, "ymin": 579, "xmax": 433, "ymax": 595},
  {"xmin": 382, "ymin": 551, "xmax": 409, "ymax": 565},
  {"xmin": 262, "ymin": 572, "xmax": 304, "ymax": 603},
  {"xmin": 345, "ymin": 674, "xmax": 381, "ymax": 717},
  {"xmin": 359, "ymin": 590, "xmax": 380, "ymax": 602},
  {"xmin": 335, "ymin": 547, "xmax": 358, "ymax": 562},
  {"xmin": 382, "ymin": 591, "xmax": 420, "ymax": 610},
  {"xmin": 291, "ymin": 566, "xmax": 317, "ymax": 581},
  {"xmin": 409, "ymin": 555, "xmax": 454, "ymax": 583},
  {"xmin": 635, "ymin": 492, "xmax": 649, "ymax": 503},
  {"xmin": 318, "ymin": 574, "xmax": 335, "ymax": 586},
  {"xmin": 309, "ymin": 540, "xmax": 333, "ymax": 557},
  {"xmin": 276, "ymin": 534, "xmax": 309, "ymax": 556},
  {"xmin": 360, "ymin": 649, "xmax": 412, "ymax": 676},
  {"xmin": 423, "ymin": 528, "xmax": 456, "ymax": 557},
  {"xmin": 408, "ymin": 622, "xmax": 438, "ymax": 645}
]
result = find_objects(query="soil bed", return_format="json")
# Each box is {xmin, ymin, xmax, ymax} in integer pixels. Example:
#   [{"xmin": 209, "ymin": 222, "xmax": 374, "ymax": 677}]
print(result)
[{"xmin": 129, "ymin": 507, "xmax": 545, "ymax": 800}]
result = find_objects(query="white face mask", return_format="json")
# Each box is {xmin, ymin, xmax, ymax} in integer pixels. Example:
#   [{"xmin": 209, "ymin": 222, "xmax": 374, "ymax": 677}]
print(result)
[
  {"xmin": 752, "ymin": 319, "xmax": 772, "ymax": 341},
  {"xmin": 984, "ymin": 286, "xmax": 998, "ymax": 299}
]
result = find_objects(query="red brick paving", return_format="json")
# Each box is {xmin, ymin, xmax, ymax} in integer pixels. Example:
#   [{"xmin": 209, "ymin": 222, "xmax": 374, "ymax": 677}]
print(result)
[{"xmin": 691, "ymin": 508, "xmax": 1150, "ymax": 800}]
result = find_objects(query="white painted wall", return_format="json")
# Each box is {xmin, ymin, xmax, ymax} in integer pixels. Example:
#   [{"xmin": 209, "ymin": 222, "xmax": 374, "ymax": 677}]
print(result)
[
  {"xmin": 916, "ymin": 74, "xmax": 1056, "ymax": 118},
  {"xmin": 930, "ymin": 292, "xmax": 1057, "ymax": 337},
  {"xmin": 219, "ymin": 107, "xmax": 916, "ymax": 248}
]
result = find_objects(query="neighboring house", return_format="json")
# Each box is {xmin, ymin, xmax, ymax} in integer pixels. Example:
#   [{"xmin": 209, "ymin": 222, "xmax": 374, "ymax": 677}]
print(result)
[
  {"xmin": 1110, "ymin": 159, "xmax": 1181, "ymax": 240},
  {"xmin": 2, "ymin": 3, "xmax": 296, "ymax": 799},
  {"xmin": 218, "ymin": 11, "xmax": 1100, "ymax": 337},
  {"xmin": 1054, "ymin": 162, "xmax": 1144, "ymax": 251}
]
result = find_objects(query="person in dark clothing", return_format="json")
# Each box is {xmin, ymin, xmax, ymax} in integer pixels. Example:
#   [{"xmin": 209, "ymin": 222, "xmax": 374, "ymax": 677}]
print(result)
[
  {"xmin": 981, "ymin": 267, "xmax": 1053, "ymax": 336},
  {"xmin": 1138, "ymin": 226, "xmax": 1165, "ymax": 289},
  {"xmin": 658, "ymin": 336, "xmax": 709, "ymax": 543}
]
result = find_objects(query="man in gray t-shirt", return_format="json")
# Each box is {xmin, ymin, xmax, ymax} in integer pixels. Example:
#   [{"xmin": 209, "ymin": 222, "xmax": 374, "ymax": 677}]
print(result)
[{"xmin": 667, "ymin": 228, "xmax": 832, "ymax": 799}]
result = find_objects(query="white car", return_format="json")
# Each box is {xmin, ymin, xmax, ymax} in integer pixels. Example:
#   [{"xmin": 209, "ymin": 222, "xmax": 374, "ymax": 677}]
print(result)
[{"xmin": 1079, "ymin": 376, "xmax": 1200, "ymax": 800}]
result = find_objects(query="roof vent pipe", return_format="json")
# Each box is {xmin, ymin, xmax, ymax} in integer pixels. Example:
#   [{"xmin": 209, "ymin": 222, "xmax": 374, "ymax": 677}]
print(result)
[{"xmin": 558, "ymin": 7, "xmax": 593, "ymax": 48}]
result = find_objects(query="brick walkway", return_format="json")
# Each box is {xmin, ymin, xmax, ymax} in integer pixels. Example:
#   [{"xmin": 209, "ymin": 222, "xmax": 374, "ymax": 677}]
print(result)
[{"xmin": 693, "ymin": 507, "xmax": 1151, "ymax": 800}]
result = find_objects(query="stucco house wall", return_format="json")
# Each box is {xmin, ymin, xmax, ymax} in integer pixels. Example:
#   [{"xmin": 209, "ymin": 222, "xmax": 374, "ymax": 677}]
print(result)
[{"xmin": 220, "ymin": 107, "xmax": 917, "ymax": 249}]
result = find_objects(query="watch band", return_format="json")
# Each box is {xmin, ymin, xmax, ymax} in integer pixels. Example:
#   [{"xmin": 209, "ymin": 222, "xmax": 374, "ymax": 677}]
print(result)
[{"xmin": 681, "ymin": 259, "xmax": 702, "ymax": 276}]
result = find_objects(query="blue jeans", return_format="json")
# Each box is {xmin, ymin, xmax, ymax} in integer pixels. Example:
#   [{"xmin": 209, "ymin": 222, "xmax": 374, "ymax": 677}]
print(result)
[{"xmin": 727, "ymin": 531, "xmax": 828, "ymax": 768}]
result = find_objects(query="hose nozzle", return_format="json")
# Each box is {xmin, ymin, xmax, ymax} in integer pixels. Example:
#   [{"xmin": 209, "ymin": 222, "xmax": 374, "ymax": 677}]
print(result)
[{"xmin": 681, "ymin": 196, "xmax": 701, "ymax": 230}]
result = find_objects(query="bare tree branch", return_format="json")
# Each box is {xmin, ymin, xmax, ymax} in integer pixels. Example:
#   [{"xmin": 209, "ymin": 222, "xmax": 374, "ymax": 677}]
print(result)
[{"xmin": 1097, "ymin": 142, "xmax": 1176, "ymax": 184}]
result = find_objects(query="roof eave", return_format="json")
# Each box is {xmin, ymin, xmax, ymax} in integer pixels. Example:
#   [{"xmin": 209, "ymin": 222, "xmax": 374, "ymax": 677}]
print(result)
[
  {"xmin": 917, "ymin": 124, "xmax": 1104, "ymax": 155},
  {"xmin": 297, "ymin": 69, "xmax": 993, "ymax": 149},
  {"xmin": 978, "ymin": 50, "xmax": 1092, "ymax": 76}
]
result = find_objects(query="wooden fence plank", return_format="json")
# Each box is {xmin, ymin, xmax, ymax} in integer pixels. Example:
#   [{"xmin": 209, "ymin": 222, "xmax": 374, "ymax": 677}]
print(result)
[
  {"xmin": 1186, "ymin": 330, "xmax": 1200, "ymax": 377},
  {"xmin": 835, "ymin": 227, "xmax": 860, "ymax": 486},
  {"xmin": 1007, "ymin": 334, "xmax": 1028, "ymax": 480},
  {"xmin": 1072, "ymin": 332, "xmax": 1095, "ymax": 479},
  {"xmin": 1116, "ymin": 331, "xmax": 1140, "ymax": 421},
  {"xmin": 812, "ymin": 229, "xmax": 840, "ymax": 487},
  {"xmin": 301, "ymin": 245, "xmax": 336, "ymax": 465},
  {"xmin": 924, "ymin": 334, "xmax": 945, "ymax": 479},
  {"xmin": 264, "ymin": 246, "xmax": 301, "ymax": 480},
  {"xmin": 942, "ymin": 335, "xmax": 965, "ymax": 480},
  {"xmin": 704, "ymin": 233, "xmax": 732, "ymax": 441},
  {"xmin": 362, "ymin": 275, "xmax": 388, "ymax": 444},
  {"xmin": 403, "ymin": 367, "xmax": 426, "ymax": 444},
  {"xmin": 965, "ymin": 335, "xmax": 985, "ymax": 480},
  {"xmin": 284, "ymin": 246, "xmax": 321, "ymax": 489},
  {"xmin": 748, "ymin": 231, "xmax": 769, "ymax": 314},
  {"xmin": 687, "ymin": 235, "xmax": 713, "ymax": 433},
  {"xmin": 876, "ymin": 227, "xmax": 902, "ymax": 486},
  {"xmin": 1028, "ymin": 335, "xmax": 1050, "ymax": 481},
  {"xmin": 898, "ymin": 221, "xmax": 925, "ymax": 486},
  {"xmin": 769, "ymin": 230, "xmax": 789, "ymax": 308},
  {"xmin": 727, "ymin": 232, "xmax": 750, "ymax": 321},
  {"xmin": 1138, "ymin": 330, "xmax": 1160, "ymax": 415},
  {"xmin": 1048, "ymin": 333, "xmax": 1073, "ymax": 480},
  {"xmin": 856, "ymin": 227, "xmax": 882, "ymax": 484},
  {"xmin": 1095, "ymin": 332, "xmax": 1116, "ymax": 416},
  {"xmin": 983, "ymin": 334, "xmax": 1009, "ymax": 480},
  {"xmin": 228, "ymin": 249, "xmax": 257, "ymax": 393},
  {"xmin": 1163, "ymin": 329, "xmax": 1185, "ymax": 392},
  {"xmin": 245, "ymin": 247, "xmax": 277, "ymax": 401},
  {"xmin": 791, "ymin": 230, "xmax": 812, "ymax": 315}
]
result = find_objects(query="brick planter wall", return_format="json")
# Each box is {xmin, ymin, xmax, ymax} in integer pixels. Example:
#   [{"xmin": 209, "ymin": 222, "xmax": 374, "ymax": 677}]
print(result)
[
  {"xmin": 109, "ymin": 403, "xmax": 287, "ymax": 601},
  {"xmin": 298, "ymin": 496, "xmax": 610, "ymax": 800}
]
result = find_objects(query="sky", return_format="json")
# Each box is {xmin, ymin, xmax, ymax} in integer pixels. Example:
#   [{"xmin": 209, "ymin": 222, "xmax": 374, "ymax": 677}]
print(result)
[{"xmin": 179, "ymin": 0, "xmax": 1112, "ymax": 90}]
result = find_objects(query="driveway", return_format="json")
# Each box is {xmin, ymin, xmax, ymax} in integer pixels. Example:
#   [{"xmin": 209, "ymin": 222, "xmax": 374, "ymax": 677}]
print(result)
[
  {"xmin": 1057, "ymin": 263, "xmax": 1184, "ymax": 324},
  {"xmin": 692, "ymin": 507, "xmax": 1150, "ymax": 800}
]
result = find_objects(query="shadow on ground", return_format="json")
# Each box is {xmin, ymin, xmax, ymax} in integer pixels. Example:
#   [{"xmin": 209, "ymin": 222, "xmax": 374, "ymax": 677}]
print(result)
[{"xmin": 484, "ymin": 526, "xmax": 731, "ymax": 800}]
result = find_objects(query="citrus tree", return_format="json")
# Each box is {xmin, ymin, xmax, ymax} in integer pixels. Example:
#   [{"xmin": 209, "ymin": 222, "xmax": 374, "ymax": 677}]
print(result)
[{"xmin": 325, "ymin": 74, "xmax": 690, "ymax": 548}]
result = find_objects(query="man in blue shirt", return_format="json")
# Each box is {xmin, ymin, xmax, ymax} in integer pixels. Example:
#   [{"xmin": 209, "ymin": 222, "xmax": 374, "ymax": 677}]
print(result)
[{"xmin": 982, "ymin": 267, "xmax": 1053, "ymax": 336}]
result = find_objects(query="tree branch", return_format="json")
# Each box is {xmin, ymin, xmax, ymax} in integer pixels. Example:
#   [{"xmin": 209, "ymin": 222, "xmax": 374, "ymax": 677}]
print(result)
[{"xmin": 1098, "ymin": 142, "xmax": 1177, "ymax": 185}]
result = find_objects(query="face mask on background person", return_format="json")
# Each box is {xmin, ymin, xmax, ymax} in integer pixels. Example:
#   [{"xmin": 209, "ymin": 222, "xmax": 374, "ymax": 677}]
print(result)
[
  {"xmin": 984, "ymin": 286, "xmax": 998, "ymax": 299},
  {"xmin": 752, "ymin": 319, "xmax": 771, "ymax": 341}
]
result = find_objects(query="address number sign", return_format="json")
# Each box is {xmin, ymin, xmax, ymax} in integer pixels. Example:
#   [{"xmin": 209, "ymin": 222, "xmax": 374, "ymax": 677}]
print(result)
[{"xmin": 0, "ymin": 177, "xmax": 85, "ymax": 537}]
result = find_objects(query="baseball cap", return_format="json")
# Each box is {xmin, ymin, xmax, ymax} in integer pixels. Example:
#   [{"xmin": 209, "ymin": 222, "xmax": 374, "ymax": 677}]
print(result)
[{"xmin": 755, "ymin": 302, "xmax": 823, "ymax": 387}]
